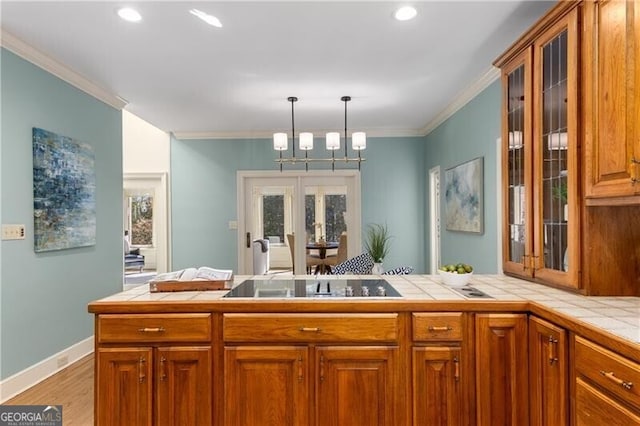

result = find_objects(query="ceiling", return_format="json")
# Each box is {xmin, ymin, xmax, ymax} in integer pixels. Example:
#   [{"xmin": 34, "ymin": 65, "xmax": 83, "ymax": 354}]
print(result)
[{"xmin": 1, "ymin": 1, "xmax": 555, "ymax": 138}]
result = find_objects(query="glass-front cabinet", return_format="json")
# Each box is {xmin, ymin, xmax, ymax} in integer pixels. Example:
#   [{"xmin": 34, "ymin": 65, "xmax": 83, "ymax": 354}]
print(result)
[
  {"xmin": 502, "ymin": 49, "xmax": 533, "ymax": 278},
  {"xmin": 499, "ymin": 7, "xmax": 580, "ymax": 290}
]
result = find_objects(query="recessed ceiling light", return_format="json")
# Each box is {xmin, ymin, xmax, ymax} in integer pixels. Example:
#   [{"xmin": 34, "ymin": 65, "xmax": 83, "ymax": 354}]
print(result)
[
  {"xmin": 117, "ymin": 7, "xmax": 142, "ymax": 23},
  {"xmin": 190, "ymin": 9, "xmax": 222, "ymax": 28},
  {"xmin": 394, "ymin": 6, "xmax": 417, "ymax": 21}
]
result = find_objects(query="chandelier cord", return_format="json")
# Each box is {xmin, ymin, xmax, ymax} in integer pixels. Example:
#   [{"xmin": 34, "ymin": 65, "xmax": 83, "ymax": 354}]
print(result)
[{"xmin": 290, "ymin": 97, "xmax": 296, "ymax": 160}]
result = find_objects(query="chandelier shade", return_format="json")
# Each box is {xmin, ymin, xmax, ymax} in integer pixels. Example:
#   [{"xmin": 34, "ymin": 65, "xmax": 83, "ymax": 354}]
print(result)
[
  {"xmin": 299, "ymin": 132, "xmax": 314, "ymax": 150},
  {"xmin": 326, "ymin": 132, "xmax": 340, "ymax": 150},
  {"xmin": 352, "ymin": 132, "xmax": 366, "ymax": 150},
  {"xmin": 273, "ymin": 132, "xmax": 288, "ymax": 151},
  {"xmin": 273, "ymin": 96, "xmax": 366, "ymax": 171}
]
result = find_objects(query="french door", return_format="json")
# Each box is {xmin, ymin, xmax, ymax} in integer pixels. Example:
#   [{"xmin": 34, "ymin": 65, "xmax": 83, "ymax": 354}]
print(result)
[{"xmin": 238, "ymin": 171, "xmax": 361, "ymax": 275}]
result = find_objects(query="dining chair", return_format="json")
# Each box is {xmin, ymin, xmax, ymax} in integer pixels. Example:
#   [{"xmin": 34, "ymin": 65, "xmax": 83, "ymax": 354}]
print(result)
[
  {"xmin": 324, "ymin": 233, "xmax": 347, "ymax": 273},
  {"xmin": 286, "ymin": 233, "xmax": 323, "ymax": 274}
]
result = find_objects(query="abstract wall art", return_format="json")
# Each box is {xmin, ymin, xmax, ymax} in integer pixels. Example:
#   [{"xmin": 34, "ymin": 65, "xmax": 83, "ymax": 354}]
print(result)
[
  {"xmin": 32, "ymin": 127, "xmax": 96, "ymax": 252},
  {"xmin": 444, "ymin": 156, "xmax": 484, "ymax": 234}
]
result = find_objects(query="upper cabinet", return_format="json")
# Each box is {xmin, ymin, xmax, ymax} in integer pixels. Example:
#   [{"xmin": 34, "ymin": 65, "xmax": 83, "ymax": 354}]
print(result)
[
  {"xmin": 498, "ymin": 4, "xmax": 581, "ymax": 290},
  {"xmin": 497, "ymin": 0, "xmax": 640, "ymax": 296},
  {"xmin": 583, "ymin": 0, "xmax": 640, "ymax": 204}
]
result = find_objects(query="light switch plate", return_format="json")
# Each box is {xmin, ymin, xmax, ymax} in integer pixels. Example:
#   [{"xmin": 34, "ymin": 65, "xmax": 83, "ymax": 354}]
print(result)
[
  {"xmin": 228, "ymin": 220, "xmax": 238, "ymax": 230},
  {"xmin": 2, "ymin": 224, "xmax": 26, "ymax": 240}
]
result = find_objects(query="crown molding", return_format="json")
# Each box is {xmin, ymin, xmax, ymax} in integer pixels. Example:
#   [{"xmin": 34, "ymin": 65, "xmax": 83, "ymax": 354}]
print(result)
[
  {"xmin": 173, "ymin": 127, "xmax": 422, "ymax": 140},
  {"xmin": 1, "ymin": 29, "xmax": 128, "ymax": 110},
  {"xmin": 419, "ymin": 66, "xmax": 500, "ymax": 137}
]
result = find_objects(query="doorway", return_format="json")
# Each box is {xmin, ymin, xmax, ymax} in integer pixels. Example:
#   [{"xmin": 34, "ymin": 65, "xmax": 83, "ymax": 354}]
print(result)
[
  {"xmin": 123, "ymin": 173, "xmax": 170, "ymax": 278},
  {"xmin": 238, "ymin": 171, "xmax": 361, "ymax": 275}
]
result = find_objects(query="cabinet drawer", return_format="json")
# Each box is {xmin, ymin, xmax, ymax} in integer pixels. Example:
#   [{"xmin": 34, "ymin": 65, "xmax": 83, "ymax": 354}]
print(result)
[
  {"xmin": 98, "ymin": 313, "xmax": 212, "ymax": 343},
  {"xmin": 223, "ymin": 313, "xmax": 398, "ymax": 342},
  {"xmin": 576, "ymin": 378, "xmax": 640, "ymax": 425},
  {"xmin": 575, "ymin": 336, "xmax": 640, "ymax": 409},
  {"xmin": 412, "ymin": 313, "xmax": 463, "ymax": 341}
]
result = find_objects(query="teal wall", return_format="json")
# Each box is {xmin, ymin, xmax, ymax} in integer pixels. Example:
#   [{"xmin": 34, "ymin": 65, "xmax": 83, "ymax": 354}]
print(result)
[
  {"xmin": 1, "ymin": 49, "xmax": 123, "ymax": 379},
  {"xmin": 424, "ymin": 80, "xmax": 501, "ymax": 273},
  {"xmin": 171, "ymin": 136, "xmax": 426, "ymax": 273}
]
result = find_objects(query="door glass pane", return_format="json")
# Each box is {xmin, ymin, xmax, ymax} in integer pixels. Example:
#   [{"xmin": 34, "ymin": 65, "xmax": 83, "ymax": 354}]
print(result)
[
  {"xmin": 305, "ymin": 194, "xmax": 316, "ymax": 242},
  {"xmin": 129, "ymin": 194, "xmax": 153, "ymax": 246},
  {"xmin": 324, "ymin": 194, "xmax": 346, "ymax": 242},
  {"xmin": 541, "ymin": 30, "xmax": 568, "ymax": 272},
  {"xmin": 507, "ymin": 64, "xmax": 526, "ymax": 263},
  {"xmin": 263, "ymin": 195, "xmax": 284, "ymax": 242}
]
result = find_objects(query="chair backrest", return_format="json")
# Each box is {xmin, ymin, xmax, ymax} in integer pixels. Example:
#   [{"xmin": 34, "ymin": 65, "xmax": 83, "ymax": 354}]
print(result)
[
  {"xmin": 336, "ymin": 233, "xmax": 348, "ymax": 263},
  {"xmin": 286, "ymin": 233, "xmax": 295, "ymax": 266}
]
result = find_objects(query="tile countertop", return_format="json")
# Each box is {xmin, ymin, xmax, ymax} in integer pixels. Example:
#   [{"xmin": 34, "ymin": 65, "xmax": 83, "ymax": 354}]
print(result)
[{"xmin": 98, "ymin": 274, "xmax": 640, "ymax": 345}]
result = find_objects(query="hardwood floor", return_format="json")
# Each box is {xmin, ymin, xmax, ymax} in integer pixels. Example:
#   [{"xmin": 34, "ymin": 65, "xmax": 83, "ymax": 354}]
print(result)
[{"xmin": 4, "ymin": 353, "xmax": 94, "ymax": 425}]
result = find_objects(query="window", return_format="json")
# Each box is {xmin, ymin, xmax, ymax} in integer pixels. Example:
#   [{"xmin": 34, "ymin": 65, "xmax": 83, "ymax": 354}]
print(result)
[
  {"xmin": 128, "ymin": 194, "xmax": 153, "ymax": 246},
  {"xmin": 263, "ymin": 194, "xmax": 285, "ymax": 242}
]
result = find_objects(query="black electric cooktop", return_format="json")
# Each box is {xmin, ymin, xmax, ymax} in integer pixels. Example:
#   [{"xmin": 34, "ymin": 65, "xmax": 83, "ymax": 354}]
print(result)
[{"xmin": 223, "ymin": 279, "xmax": 402, "ymax": 298}]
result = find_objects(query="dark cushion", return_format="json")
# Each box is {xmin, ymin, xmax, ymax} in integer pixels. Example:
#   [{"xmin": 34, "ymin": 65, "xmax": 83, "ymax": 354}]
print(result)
[
  {"xmin": 332, "ymin": 252, "xmax": 374, "ymax": 275},
  {"xmin": 382, "ymin": 266, "xmax": 414, "ymax": 275}
]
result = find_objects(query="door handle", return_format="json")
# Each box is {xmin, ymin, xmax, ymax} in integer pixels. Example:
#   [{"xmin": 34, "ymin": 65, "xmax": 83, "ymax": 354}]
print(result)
[{"xmin": 246, "ymin": 232, "xmax": 251, "ymax": 248}]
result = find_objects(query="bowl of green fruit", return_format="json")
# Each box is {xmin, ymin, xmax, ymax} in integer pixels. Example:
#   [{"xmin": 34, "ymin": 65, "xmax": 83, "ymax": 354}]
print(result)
[{"xmin": 438, "ymin": 263, "xmax": 474, "ymax": 287}]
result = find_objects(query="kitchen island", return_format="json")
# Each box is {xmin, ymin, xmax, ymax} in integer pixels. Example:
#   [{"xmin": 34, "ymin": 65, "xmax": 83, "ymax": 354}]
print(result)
[{"xmin": 88, "ymin": 274, "xmax": 640, "ymax": 426}]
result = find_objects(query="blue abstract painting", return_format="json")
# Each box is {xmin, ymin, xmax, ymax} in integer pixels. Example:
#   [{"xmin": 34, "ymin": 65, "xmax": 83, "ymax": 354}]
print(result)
[
  {"xmin": 444, "ymin": 157, "xmax": 483, "ymax": 233},
  {"xmin": 33, "ymin": 128, "xmax": 96, "ymax": 252}
]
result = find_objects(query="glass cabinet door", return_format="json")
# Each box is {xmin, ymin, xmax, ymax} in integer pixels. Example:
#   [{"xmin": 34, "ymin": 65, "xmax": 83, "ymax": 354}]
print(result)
[
  {"xmin": 502, "ymin": 49, "xmax": 533, "ymax": 277},
  {"xmin": 533, "ymin": 10, "xmax": 579, "ymax": 288}
]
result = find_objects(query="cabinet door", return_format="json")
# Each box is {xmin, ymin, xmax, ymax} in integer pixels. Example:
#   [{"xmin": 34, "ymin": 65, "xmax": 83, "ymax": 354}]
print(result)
[
  {"xmin": 156, "ymin": 346, "xmax": 212, "ymax": 426},
  {"xmin": 584, "ymin": 0, "xmax": 640, "ymax": 200},
  {"xmin": 532, "ymin": 8, "xmax": 580, "ymax": 289},
  {"xmin": 475, "ymin": 314, "xmax": 528, "ymax": 426},
  {"xmin": 502, "ymin": 47, "xmax": 534, "ymax": 278},
  {"xmin": 575, "ymin": 378, "xmax": 640, "ymax": 426},
  {"xmin": 528, "ymin": 316, "xmax": 567, "ymax": 426},
  {"xmin": 413, "ymin": 346, "xmax": 463, "ymax": 426},
  {"xmin": 224, "ymin": 346, "xmax": 309, "ymax": 426},
  {"xmin": 96, "ymin": 347, "xmax": 153, "ymax": 426},
  {"xmin": 316, "ymin": 346, "xmax": 398, "ymax": 426}
]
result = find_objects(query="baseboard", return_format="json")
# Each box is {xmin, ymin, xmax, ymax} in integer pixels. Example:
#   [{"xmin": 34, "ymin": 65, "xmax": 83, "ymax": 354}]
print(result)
[{"xmin": 0, "ymin": 336, "xmax": 94, "ymax": 403}]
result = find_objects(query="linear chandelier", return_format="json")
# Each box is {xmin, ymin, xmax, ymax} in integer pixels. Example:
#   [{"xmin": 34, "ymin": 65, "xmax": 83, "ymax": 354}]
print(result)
[{"xmin": 273, "ymin": 96, "xmax": 366, "ymax": 171}]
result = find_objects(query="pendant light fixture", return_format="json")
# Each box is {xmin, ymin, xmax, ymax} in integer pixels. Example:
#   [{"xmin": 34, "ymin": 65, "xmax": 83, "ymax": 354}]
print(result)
[{"xmin": 273, "ymin": 96, "xmax": 366, "ymax": 171}]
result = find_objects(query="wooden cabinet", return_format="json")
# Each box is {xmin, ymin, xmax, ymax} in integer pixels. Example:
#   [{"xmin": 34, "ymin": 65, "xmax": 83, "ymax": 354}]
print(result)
[
  {"xmin": 412, "ymin": 313, "xmax": 468, "ymax": 426},
  {"xmin": 223, "ymin": 313, "xmax": 400, "ymax": 426},
  {"xmin": 95, "ymin": 314, "xmax": 213, "ymax": 426},
  {"xmin": 96, "ymin": 348, "xmax": 152, "ymax": 425},
  {"xmin": 496, "ymin": 1, "xmax": 640, "ymax": 296},
  {"xmin": 583, "ymin": 0, "xmax": 640, "ymax": 203},
  {"xmin": 497, "ymin": 4, "xmax": 581, "ymax": 290},
  {"xmin": 315, "ymin": 346, "xmax": 398, "ymax": 426},
  {"xmin": 475, "ymin": 313, "xmax": 528, "ymax": 426},
  {"xmin": 528, "ymin": 316, "xmax": 567, "ymax": 426},
  {"xmin": 224, "ymin": 346, "xmax": 309, "ymax": 426},
  {"xmin": 573, "ymin": 335, "xmax": 640, "ymax": 425}
]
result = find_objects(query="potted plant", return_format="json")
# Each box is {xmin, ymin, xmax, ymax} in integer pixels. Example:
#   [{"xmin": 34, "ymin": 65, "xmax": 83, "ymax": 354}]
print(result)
[
  {"xmin": 552, "ymin": 182, "xmax": 568, "ymax": 221},
  {"xmin": 364, "ymin": 223, "xmax": 392, "ymax": 274}
]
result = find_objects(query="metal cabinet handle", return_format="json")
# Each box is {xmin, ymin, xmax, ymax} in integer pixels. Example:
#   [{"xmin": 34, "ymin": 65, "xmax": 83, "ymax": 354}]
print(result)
[
  {"xmin": 548, "ymin": 335, "xmax": 558, "ymax": 365},
  {"xmin": 631, "ymin": 157, "xmax": 640, "ymax": 185},
  {"xmin": 137, "ymin": 327, "xmax": 165, "ymax": 333},
  {"xmin": 453, "ymin": 357, "xmax": 460, "ymax": 382},
  {"xmin": 600, "ymin": 370, "xmax": 633, "ymax": 390},
  {"xmin": 428, "ymin": 326, "xmax": 453, "ymax": 332},
  {"xmin": 138, "ymin": 356, "xmax": 146, "ymax": 383},
  {"xmin": 159, "ymin": 356, "xmax": 167, "ymax": 382},
  {"xmin": 299, "ymin": 327, "xmax": 321, "ymax": 332}
]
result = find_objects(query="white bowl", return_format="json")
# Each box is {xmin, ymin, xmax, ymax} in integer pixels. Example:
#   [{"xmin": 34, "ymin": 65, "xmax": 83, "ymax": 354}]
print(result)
[{"xmin": 438, "ymin": 270, "xmax": 473, "ymax": 287}]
